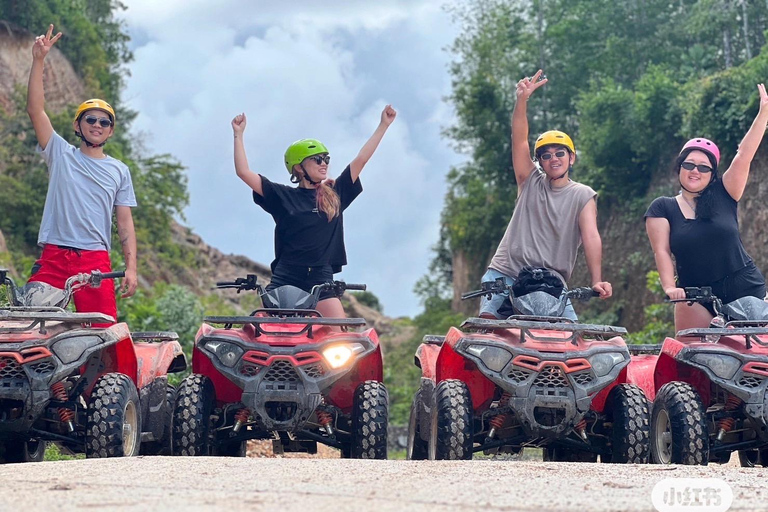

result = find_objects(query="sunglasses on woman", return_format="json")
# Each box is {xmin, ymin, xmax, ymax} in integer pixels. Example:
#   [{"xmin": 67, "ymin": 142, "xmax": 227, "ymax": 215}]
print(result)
[
  {"xmin": 539, "ymin": 150, "xmax": 567, "ymax": 161},
  {"xmin": 681, "ymin": 161, "xmax": 713, "ymax": 174},
  {"xmin": 308, "ymin": 155, "xmax": 331, "ymax": 165},
  {"xmin": 83, "ymin": 115, "xmax": 113, "ymax": 128}
]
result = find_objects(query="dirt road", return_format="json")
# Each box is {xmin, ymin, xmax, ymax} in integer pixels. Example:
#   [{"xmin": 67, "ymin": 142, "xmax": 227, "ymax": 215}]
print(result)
[{"xmin": 0, "ymin": 457, "xmax": 764, "ymax": 512}]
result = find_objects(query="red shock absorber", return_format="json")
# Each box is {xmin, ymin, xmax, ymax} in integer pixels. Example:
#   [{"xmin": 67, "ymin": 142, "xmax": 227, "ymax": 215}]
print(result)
[
  {"xmin": 317, "ymin": 409, "xmax": 333, "ymax": 435},
  {"xmin": 575, "ymin": 418, "xmax": 588, "ymax": 441},
  {"xmin": 233, "ymin": 408, "xmax": 250, "ymax": 433},
  {"xmin": 50, "ymin": 382, "xmax": 74, "ymax": 432},
  {"xmin": 717, "ymin": 395, "xmax": 743, "ymax": 441},
  {"xmin": 487, "ymin": 392, "xmax": 512, "ymax": 440}
]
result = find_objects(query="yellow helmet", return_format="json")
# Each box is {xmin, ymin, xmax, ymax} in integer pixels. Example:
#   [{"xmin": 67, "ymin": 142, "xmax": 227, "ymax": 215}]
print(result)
[
  {"xmin": 74, "ymin": 99, "xmax": 115, "ymax": 125},
  {"xmin": 534, "ymin": 130, "xmax": 574, "ymax": 155}
]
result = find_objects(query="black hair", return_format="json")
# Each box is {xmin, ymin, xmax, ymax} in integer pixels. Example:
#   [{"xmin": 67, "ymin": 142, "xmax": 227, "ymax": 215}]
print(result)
[{"xmin": 676, "ymin": 148, "xmax": 718, "ymax": 220}]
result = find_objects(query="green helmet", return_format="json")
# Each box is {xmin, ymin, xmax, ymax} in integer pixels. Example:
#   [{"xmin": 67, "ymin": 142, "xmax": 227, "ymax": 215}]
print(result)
[{"xmin": 284, "ymin": 138, "xmax": 329, "ymax": 173}]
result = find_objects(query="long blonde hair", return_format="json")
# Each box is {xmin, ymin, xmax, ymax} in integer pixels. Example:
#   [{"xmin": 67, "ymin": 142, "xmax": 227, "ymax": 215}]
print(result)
[{"xmin": 292, "ymin": 169, "xmax": 340, "ymax": 221}]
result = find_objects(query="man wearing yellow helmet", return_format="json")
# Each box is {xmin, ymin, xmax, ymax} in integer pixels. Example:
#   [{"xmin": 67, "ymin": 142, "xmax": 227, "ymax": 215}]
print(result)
[
  {"xmin": 24, "ymin": 24, "xmax": 138, "ymax": 323},
  {"xmin": 231, "ymin": 105, "xmax": 397, "ymax": 318},
  {"xmin": 479, "ymin": 69, "xmax": 612, "ymax": 320}
]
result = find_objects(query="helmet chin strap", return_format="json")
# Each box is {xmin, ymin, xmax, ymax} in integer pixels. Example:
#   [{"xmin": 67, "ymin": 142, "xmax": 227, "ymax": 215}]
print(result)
[
  {"xmin": 549, "ymin": 164, "xmax": 572, "ymax": 183},
  {"xmin": 299, "ymin": 163, "xmax": 321, "ymax": 186},
  {"xmin": 75, "ymin": 119, "xmax": 107, "ymax": 148}
]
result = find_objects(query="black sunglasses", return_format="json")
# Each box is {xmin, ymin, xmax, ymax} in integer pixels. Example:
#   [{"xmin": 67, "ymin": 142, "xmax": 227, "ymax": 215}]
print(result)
[
  {"xmin": 308, "ymin": 154, "xmax": 330, "ymax": 165},
  {"xmin": 539, "ymin": 149, "xmax": 567, "ymax": 161},
  {"xmin": 83, "ymin": 115, "xmax": 113, "ymax": 128},
  {"xmin": 681, "ymin": 161, "xmax": 713, "ymax": 174}
]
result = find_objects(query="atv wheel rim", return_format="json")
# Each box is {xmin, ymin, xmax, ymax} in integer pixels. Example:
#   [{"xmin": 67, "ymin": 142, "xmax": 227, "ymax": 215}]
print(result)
[
  {"xmin": 655, "ymin": 408, "xmax": 672, "ymax": 464},
  {"xmin": 123, "ymin": 400, "xmax": 138, "ymax": 456}
]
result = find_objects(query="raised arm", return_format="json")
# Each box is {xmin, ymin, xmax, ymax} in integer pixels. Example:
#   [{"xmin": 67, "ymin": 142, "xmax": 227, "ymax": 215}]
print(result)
[
  {"xmin": 578, "ymin": 198, "xmax": 612, "ymax": 298},
  {"xmin": 349, "ymin": 105, "xmax": 397, "ymax": 182},
  {"xmin": 26, "ymin": 24, "xmax": 62, "ymax": 150},
  {"xmin": 231, "ymin": 113, "xmax": 263, "ymax": 196},
  {"xmin": 512, "ymin": 70, "xmax": 547, "ymax": 189},
  {"xmin": 645, "ymin": 217, "xmax": 684, "ymax": 300},
  {"xmin": 722, "ymin": 83, "xmax": 768, "ymax": 201}
]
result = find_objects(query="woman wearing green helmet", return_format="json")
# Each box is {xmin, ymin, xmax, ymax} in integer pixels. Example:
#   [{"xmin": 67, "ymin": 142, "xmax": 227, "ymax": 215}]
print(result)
[{"xmin": 231, "ymin": 105, "xmax": 397, "ymax": 318}]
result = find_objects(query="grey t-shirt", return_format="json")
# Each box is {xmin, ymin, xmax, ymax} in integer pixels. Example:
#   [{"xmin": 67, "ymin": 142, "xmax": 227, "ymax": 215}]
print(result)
[
  {"xmin": 489, "ymin": 169, "xmax": 597, "ymax": 283},
  {"xmin": 36, "ymin": 132, "xmax": 137, "ymax": 251}
]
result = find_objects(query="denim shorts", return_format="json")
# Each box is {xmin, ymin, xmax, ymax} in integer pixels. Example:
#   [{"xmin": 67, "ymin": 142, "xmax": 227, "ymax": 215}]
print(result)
[
  {"xmin": 266, "ymin": 262, "xmax": 338, "ymax": 301},
  {"xmin": 478, "ymin": 268, "xmax": 577, "ymax": 321}
]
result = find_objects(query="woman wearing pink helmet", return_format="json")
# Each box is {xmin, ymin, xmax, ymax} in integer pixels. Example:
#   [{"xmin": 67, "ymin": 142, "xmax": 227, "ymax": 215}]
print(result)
[{"xmin": 645, "ymin": 84, "xmax": 768, "ymax": 331}]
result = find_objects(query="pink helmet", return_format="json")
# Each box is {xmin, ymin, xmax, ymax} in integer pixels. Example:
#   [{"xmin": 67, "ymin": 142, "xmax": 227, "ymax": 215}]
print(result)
[{"xmin": 680, "ymin": 137, "xmax": 720, "ymax": 166}]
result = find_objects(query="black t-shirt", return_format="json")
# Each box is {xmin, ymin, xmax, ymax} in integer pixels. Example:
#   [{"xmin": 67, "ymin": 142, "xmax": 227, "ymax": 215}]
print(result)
[
  {"xmin": 644, "ymin": 179, "xmax": 752, "ymax": 287},
  {"xmin": 253, "ymin": 165, "xmax": 362, "ymax": 273}
]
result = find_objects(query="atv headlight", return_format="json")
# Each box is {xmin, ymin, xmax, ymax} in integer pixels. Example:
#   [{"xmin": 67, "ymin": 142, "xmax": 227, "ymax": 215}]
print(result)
[
  {"xmin": 588, "ymin": 352, "xmax": 626, "ymax": 377},
  {"xmin": 322, "ymin": 343, "xmax": 365, "ymax": 369},
  {"xmin": 691, "ymin": 353, "xmax": 741, "ymax": 380},
  {"xmin": 466, "ymin": 345, "xmax": 512, "ymax": 373},
  {"xmin": 205, "ymin": 340, "xmax": 244, "ymax": 368},
  {"xmin": 52, "ymin": 336, "xmax": 103, "ymax": 365}
]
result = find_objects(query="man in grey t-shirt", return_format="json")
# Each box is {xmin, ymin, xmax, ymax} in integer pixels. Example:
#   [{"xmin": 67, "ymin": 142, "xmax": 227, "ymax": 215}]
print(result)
[
  {"xmin": 24, "ymin": 24, "xmax": 138, "ymax": 322},
  {"xmin": 479, "ymin": 70, "xmax": 612, "ymax": 320}
]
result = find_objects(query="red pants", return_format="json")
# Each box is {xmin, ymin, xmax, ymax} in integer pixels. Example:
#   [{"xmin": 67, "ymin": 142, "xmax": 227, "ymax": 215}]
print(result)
[{"xmin": 28, "ymin": 245, "xmax": 117, "ymax": 323}]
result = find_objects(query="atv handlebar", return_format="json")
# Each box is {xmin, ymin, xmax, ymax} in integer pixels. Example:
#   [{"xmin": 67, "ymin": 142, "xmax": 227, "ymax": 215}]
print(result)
[
  {"xmin": 665, "ymin": 286, "xmax": 720, "ymax": 304},
  {"xmin": 216, "ymin": 275, "xmax": 367, "ymax": 296},
  {"xmin": 461, "ymin": 280, "xmax": 598, "ymax": 302}
]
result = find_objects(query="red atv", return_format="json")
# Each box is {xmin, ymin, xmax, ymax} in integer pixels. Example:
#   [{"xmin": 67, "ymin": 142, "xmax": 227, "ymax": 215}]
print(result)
[
  {"xmin": 172, "ymin": 275, "xmax": 388, "ymax": 458},
  {"xmin": 629, "ymin": 287, "xmax": 768, "ymax": 466},
  {"xmin": 407, "ymin": 277, "xmax": 650, "ymax": 462},
  {"xmin": 0, "ymin": 268, "xmax": 186, "ymax": 463}
]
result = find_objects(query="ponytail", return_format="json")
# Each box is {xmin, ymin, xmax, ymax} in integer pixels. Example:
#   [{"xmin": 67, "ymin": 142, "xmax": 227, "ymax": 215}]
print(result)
[
  {"xmin": 291, "ymin": 169, "xmax": 340, "ymax": 221},
  {"xmin": 316, "ymin": 179, "xmax": 340, "ymax": 221}
]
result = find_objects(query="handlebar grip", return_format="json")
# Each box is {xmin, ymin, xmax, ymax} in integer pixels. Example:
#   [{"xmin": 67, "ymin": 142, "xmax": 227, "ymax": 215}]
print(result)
[
  {"xmin": 101, "ymin": 271, "xmax": 125, "ymax": 279},
  {"xmin": 216, "ymin": 281, "xmax": 235, "ymax": 287},
  {"xmin": 344, "ymin": 283, "xmax": 367, "ymax": 291}
]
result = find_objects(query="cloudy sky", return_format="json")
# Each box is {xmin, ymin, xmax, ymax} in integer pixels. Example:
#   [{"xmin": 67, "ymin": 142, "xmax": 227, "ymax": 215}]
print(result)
[{"xmin": 119, "ymin": 0, "xmax": 465, "ymax": 317}]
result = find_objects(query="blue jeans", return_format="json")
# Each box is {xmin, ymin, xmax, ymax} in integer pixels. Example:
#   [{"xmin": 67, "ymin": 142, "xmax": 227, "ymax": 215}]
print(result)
[{"xmin": 478, "ymin": 268, "xmax": 578, "ymax": 321}]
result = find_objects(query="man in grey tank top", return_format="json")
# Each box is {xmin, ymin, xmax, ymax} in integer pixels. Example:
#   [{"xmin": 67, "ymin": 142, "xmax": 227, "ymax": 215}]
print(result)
[
  {"xmin": 480, "ymin": 70, "xmax": 612, "ymax": 320},
  {"xmin": 24, "ymin": 24, "xmax": 138, "ymax": 323}
]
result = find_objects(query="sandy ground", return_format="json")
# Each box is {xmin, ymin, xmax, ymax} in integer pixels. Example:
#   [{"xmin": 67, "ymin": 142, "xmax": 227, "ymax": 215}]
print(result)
[{"xmin": 0, "ymin": 455, "xmax": 765, "ymax": 512}]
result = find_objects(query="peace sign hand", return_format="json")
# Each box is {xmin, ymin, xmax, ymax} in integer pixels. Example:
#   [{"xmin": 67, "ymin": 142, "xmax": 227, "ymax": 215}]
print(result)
[
  {"xmin": 32, "ymin": 24, "xmax": 62, "ymax": 61},
  {"xmin": 516, "ymin": 69, "xmax": 548, "ymax": 102}
]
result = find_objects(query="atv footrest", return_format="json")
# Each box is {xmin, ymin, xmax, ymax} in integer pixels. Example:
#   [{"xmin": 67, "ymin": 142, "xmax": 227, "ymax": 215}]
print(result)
[
  {"xmin": 628, "ymin": 344, "xmax": 662, "ymax": 355},
  {"xmin": 131, "ymin": 331, "xmax": 179, "ymax": 342}
]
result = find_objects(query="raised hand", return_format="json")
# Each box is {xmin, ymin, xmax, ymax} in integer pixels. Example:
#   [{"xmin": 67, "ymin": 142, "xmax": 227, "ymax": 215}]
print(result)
[
  {"xmin": 32, "ymin": 24, "xmax": 62, "ymax": 61},
  {"xmin": 381, "ymin": 104, "xmax": 397, "ymax": 126},
  {"xmin": 232, "ymin": 113, "xmax": 247, "ymax": 135},
  {"xmin": 516, "ymin": 69, "xmax": 548, "ymax": 102},
  {"xmin": 758, "ymin": 83, "xmax": 768, "ymax": 112}
]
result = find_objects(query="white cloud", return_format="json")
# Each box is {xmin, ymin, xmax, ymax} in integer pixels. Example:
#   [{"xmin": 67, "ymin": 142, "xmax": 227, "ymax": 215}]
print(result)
[{"xmin": 121, "ymin": 0, "xmax": 464, "ymax": 317}]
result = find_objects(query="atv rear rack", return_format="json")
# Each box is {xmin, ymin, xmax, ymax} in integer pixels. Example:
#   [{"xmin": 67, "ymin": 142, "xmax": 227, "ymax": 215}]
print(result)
[
  {"xmin": 0, "ymin": 308, "xmax": 115, "ymax": 334},
  {"xmin": 461, "ymin": 318, "xmax": 627, "ymax": 345},
  {"xmin": 677, "ymin": 327, "xmax": 768, "ymax": 349},
  {"xmin": 204, "ymin": 315, "xmax": 367, "ymax": 338}
]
